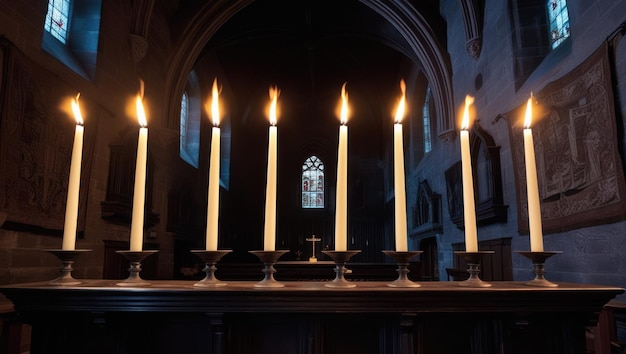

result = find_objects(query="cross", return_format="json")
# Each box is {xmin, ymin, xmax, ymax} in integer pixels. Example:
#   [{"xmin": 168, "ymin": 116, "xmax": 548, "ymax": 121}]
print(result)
[{"xmin": 305, "ymin": 235, "xmax": 321, "ymax": 262}]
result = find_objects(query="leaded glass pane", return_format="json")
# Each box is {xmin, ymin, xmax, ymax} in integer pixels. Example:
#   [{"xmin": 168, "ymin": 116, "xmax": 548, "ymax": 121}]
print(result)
[
  {"xmin": 302, "ymin": 156, "xmax": 324, "ymax": 208},
  {"xmin": 180, "ymin": 92, "xmax": 189, "ymax": 151},
  {"xmin": 44, "ymin": 0, "xmax": 71, "ymax": 44},
  {"xmin": 548, "ymin": 0, "xmax": 570, "ymax": 49},
  {"xmin": 423, "ymin": 86, "xmax": 432, "ymax": 153}
]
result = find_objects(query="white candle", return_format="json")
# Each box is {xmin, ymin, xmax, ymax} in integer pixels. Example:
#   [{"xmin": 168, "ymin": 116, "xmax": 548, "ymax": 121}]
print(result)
[
  {"xmin": 264, "ymin": 86, "xmax": 279, "ymax": 251},
  {"xmin": 393, "ymin": 80, "xmax": 408, "ymax": 252},
  {"xmin": 205, "ymin": 78, "xmax": 221, "ymax": 251},
  {"xmin": 62, "ymin": 94, "xmax": 84, "ymax": 251},
  {"xmin": 334, "ymin": 83, "xmax": 349, "ymax": 251},
  {"xmin": 523, "ymin": 94, "xmax": 544, "ymax": 252},
  {"xmin": 460, "ymin": 95, "xmax": 478, "ymax": 252},
  {"xmin": 130, "ymin": 85, "xmax": 148, "ymax": 252}
]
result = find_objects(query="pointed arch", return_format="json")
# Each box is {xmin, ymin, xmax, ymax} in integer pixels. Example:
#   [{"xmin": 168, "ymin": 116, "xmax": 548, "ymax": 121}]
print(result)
[
  {"xmin": 302, "ymin": 155, "xmax": 325, "ymax": 209},
  {"xmin": 163, "ymin": 0, "xmax": 455, "ymax": 143},
  {"xmin": 359, "ymin": 0, "xmax": 455, "ymax": 142}
]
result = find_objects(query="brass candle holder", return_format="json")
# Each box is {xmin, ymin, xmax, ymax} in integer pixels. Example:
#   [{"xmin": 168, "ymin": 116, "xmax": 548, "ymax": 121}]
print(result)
[
  {"xmin": 516, "ymin": 251, "xmax": 562, "ymax": 287},
  {"xmin": 453, "ymin": 251, "xmax": 494, "ymax": 288},
  {"xmin": 190, "ymin": 250, "xmax": 232, "ymax": 287},
  {"xmin": 44, "ymin": 249, "xmax": 92, "ymax": 286},
  {"xmin": 381, "ymin": 250, "xmax": 422, "ymax": 288},
  {"xmin": 249, "ymin": 250, "xmax": 290, "ymax": 288},
  {"xmin": 321, "ymin": 250, "xmax": 361, "ymax": 288},
  {"xmin": 115, "ymin": 250, "xmax": 158, "ymax": 287}
]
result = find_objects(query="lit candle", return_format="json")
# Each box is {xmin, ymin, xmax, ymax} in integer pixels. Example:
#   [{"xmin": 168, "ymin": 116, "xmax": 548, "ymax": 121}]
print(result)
[
  {"xmin": 334, "ymin": 83, "xmax": 349, "ymax": 251},
  {"xmin": 460, "ymin": 95, "xmax": 478, "ymax": 252},
  {"xmin": 264, "ymin": 86, "xmax": 279, "ymax": 251},
  {"xmin": 523, "ymin": 93, "xmax": 544, "ymax": 252},
  {"xmin": 130, "ymin": 82, "xmax": 148, "ymax": 252},
  {"xmin": 205, "ymin": 78, "xmax": 221, "ymax": 251},
  {"xmin": 393, "ymin": 80, "xmax": 408, "ymax": 252},
  {"xmin": 62, "ymin": 93, "xmax": 84, "ymax": 251}
]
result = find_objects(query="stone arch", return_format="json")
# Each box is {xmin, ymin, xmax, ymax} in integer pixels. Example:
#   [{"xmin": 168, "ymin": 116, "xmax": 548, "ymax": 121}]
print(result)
[{"xmin": 163, "ymin": 0, "xmax": 455, "ymax": 142}]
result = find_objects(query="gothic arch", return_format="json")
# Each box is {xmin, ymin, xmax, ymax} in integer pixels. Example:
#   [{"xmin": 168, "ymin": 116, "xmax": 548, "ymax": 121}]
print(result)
[
  {"xmin": 163, "ymin": 0, "xmax": 455, "ymax": 142},
  {"xmin": 163, "ymin": 0, "xmax": 254, "ymax": 129}
]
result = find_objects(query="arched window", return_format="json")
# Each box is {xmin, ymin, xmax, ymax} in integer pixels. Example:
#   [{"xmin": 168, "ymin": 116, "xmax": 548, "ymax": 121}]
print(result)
[
  {"xmin": 42, "ymin": 0, "xmax": 102, "ymax": 80},
  {"xmin": 423, "ymin": 86, "xmax": 432, "ymax": 154},
  {"xmin": 44, "ymin": 0, "xmax": 71, "ymax": 43},
  {"xmin": 179, "ymin": 92, "xmax": 193, "ymax": 166},
  {"xmin": 179, "ymin": 72, "xmax": 201, "ymax": 168},
  {"xmin": 180, "ymin": 92, "xmax": 188, "ymax": 138},
  {"xmin": 510, "ymin": 0, "xmax": 571, "ymax": 90},
  {"xmin": 302, "ymin": 156, "xmax": 324, "ymax": 209},
  {"xmin": 547, "ymin": 0, "xmax": 570, "ymax": 49}
]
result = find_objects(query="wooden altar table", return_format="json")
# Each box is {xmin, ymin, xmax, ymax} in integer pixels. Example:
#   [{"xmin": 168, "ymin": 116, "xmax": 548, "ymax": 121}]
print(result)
[{"xmin": 1, "ymin": 280, "xmax": 623, "ymax": 354}]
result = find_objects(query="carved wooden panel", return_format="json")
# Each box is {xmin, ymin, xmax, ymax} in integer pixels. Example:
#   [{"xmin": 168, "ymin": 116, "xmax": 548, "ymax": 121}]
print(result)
[
  {"xmin": 445, "ymin": 121, "xmax": 508, "ymax": 230},
  {"xmin": 101, "ymin": 142, "xmax": 159, "ymax": 228}
]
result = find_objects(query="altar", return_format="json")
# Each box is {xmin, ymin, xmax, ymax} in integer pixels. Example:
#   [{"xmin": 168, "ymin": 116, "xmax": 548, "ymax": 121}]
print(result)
[{"xmin": 1, "ymin": 280, "xmax": 623, "ymax": 354}]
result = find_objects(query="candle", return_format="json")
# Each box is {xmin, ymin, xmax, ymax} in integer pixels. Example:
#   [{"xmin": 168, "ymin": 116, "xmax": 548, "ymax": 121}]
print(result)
[
  {"xmin": 205, "ymin": 78, "xmax": 221, "ymax": 251},
  {"xmin": 264, "ymin": 86, "xmax": 279, "ymax": 251},
  {"xmin": 62, "ymin": 93, "xmax": 84, "ymax": 251},
  {"xmin": 334, "ymin": 83, "xmax": 349, "ymax": 251},
  {"xmin": 460, "ymin": 95, "xmax": 478, "ymax": 252},
  {"xmin": 523, "ymin": 93, "xmax": 544, "ymax": 252},
  {"xmin": 130, "ymin": 82, "xmax": 148, "ymax": 252},
  {"xmin": 393, "ymin": 80, "xmax": 408, "ymax": 252}
]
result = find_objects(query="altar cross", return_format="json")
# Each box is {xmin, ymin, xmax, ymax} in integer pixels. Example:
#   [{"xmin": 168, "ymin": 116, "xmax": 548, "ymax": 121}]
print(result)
[{"xmin": 305, "ymin": 235, "xmax": 321, "ymax": 262}]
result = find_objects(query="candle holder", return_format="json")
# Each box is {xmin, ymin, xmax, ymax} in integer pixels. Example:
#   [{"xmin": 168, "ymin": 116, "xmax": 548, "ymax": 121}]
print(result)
[
  {"xmin": 44, "ymin": 249, "xmax": 92, "ymax": 286},
  {"xmin": 516, "ymin": 251, "xmax": 562, "ymax": 287},
  {"xmin": 115, "ymin": 250, "xmax": 158, "ymax": 287},
  {"xmin": 249, "ymin": 250, "xmax": 290, "ymax": 288},
  {"xmin": 453, "ymin": 251, "xmax": 494, "ymax": 288},
  {"xmin": 190, "ymin": 250, "xmax": 233, "ymax": 287},
  {"xmin": 321, "ymin": 250, "xmax": 361, "ymax": 288},
  {"xmin": 381, "ymin": 250, "xmax": 423, "ymax": 288}
]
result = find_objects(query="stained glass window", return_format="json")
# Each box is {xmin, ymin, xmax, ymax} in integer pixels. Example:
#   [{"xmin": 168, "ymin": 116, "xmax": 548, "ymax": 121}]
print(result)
[
  {"xmin": 547, "ymin": 0, "xmax": 570, "ymax": 49},
  {"xmin": 423, "ymin": 86, "xmax": 432, "ymax": 154},
  {"xmin": 180, "ymin": 92, "xmax": 189, "ymax": 151},
  {"xmin": 44, "ymin": 0, "xmax": 71, "ymax": 44},
  {"xmin": 302, "ymin": 155, "xmax": 324, "ymax": 208},
  {"xmin": 179, "ymin": 89, "xmax": 200, "ymax": 168}
]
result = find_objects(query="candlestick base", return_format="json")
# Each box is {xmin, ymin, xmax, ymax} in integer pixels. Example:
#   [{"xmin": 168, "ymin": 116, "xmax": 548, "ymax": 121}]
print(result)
[
  {"xmin": 115, "ymin": 250, "xmax": 158, "ymax": 287},
  {"xmin": 44, "ymin": 249, "xmax": 92, "ymax": 286},
  {"xmin": 516, "ymin": 251, "xmax": 562, "ymax": 287},
  {"xmin": 321, "ymin": 250, "xmax": 361, "ymax": 288},
  {"xmin": 454, "ymin": 251, "xmax": 494, "ymax": 288},
  {"xmin": 190, "ymin": 250, "xmax": 233, "ymax": 287},
  {"xmin": 249, "ymin": 250, "xmax": 290, "ymax": 288},
  {"xmin": 381, "ymin": 250, "xmax": 423, "ymax": 288}
]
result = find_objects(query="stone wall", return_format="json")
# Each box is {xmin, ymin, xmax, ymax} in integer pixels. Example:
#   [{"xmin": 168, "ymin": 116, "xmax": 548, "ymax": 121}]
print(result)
[
  {"xmin": 0, "ymin": 0, "xmax": 184, "ymax": 282},
  {"xmin": 407, "ymin": 0, "xmax": 626, "ymax": 298}
]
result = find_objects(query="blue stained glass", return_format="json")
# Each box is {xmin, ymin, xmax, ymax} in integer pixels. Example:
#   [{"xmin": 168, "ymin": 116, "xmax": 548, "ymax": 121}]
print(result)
[
  {"xmin": 179, "ymin": 91, "xmax": 200, "ymax": 168},
  {"xmin": 548, "ymin": 0, "xmax": 570, "ymax": 49},
  {"xmin": 423, "ymin": 86, "xmax": 432, "ymax": 154},
  {"xmin": 44, "ymin": 0, "xmax": 71, "ymax": 44},
  {"xmin": 180, "ymin": 92, "xmax": 189, "ymax": 150}
]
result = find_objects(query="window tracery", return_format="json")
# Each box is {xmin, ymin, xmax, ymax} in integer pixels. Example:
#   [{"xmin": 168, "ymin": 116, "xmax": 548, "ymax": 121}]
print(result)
[
  {"xmin": 302, "ymin": 156, "xmax": 324, "ymax": 209},
  {"xmin": 44, "ymin": 0, "xmax": 71, "ymax": 44}
]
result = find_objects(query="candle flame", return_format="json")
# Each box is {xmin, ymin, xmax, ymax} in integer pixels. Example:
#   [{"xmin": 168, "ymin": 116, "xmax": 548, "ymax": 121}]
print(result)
[
  {"xmin": 461, "ymin": 95, "xmax": 474, "ymax": 130},
  {"xmin": 71, "ymin": 93, "xmax": 83, "ymax": 125},
  {"xmin": 269, "ymin": 86, "xmax": 279, "ymax": 126},
  {"xmin": 210, "ymin": 78, "xmax": 220, "ymax": 126},
  {"xmin": 524, "ymin": 92, "xmax": 533, "ymax": 128},
  {"xmin": 394, "ymin": 79, "xmax": 406, "ymax": 124},
  {"xmin": 136, "ymin": 80, "xmax": 147, "ymax": 127},
  {"xmin": 340, "ymin": 82, "xmax": 348, "ymax": 125}
]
